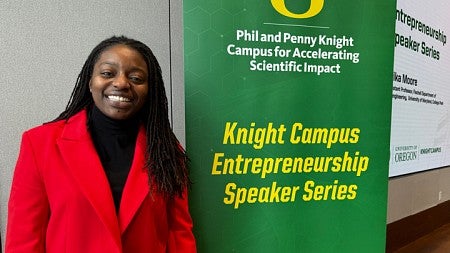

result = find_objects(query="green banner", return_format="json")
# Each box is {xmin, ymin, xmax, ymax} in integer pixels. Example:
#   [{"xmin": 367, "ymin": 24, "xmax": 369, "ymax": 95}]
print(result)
[{"xmin": 184, "ymin": 1, "xmax": 396, "ymax": 252}]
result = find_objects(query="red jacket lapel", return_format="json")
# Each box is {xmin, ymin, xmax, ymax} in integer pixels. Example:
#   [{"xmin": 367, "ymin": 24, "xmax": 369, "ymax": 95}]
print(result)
[
  {"xmin": 119, "ymin": 127, "xmax": 150, "ymax": 233},
  {"xmin": 56, "ymin": 110, "xmax": 121, "ymax": 249}
]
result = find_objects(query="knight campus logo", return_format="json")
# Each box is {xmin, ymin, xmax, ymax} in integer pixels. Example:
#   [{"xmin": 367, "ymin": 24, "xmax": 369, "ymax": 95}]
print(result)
[{"xmin": 271, "ymin": 0, "xmax": 324, "ymax": 18}]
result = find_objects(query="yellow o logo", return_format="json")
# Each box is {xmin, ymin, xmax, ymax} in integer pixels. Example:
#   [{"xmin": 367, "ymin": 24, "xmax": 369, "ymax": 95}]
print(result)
[{"xmin": 271, "ymin": 0, "xmax": 324, "ymax": 18}]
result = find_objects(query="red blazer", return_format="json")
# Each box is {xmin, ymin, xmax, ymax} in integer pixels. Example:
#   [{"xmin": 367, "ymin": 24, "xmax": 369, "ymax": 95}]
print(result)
[{"xmin": 6, "ymin": 110, "xmax": 196, "ymax": 253}]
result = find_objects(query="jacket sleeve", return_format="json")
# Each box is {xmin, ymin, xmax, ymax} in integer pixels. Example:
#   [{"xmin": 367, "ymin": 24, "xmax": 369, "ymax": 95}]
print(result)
[
  {"xmin": 6, "ymin": 132, "xmax": 50, "ymax": 253},
  {"xmin": 167, "ymin": 189, "xmax": 197, "ymax": 253}
]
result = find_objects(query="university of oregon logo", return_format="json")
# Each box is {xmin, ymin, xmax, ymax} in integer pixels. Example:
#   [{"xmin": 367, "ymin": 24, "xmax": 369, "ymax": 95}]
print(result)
[{"xmin": 271, "ymin": 0, "xmax": 324, "ymax": 18}]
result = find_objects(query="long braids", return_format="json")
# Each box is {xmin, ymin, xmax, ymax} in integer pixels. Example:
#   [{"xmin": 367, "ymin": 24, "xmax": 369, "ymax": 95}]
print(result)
[
  {"xmin": 54, "ymin": 36, "xmax": 189, "ymax": 198},
  {"xmin": 144, "ymin": 47, "xmax": 189, "ymax": 196}
]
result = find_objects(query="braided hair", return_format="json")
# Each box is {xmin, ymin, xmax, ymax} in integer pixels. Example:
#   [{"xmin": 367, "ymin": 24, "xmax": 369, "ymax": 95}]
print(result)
[{"xmin": 53, "ymin": 35, "xmax": 189, "ymax": 198}]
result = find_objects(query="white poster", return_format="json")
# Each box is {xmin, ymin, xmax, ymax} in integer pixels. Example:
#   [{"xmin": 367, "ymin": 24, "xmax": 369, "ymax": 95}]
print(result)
[{"xmin": 390, "ymin": 1, "xmax": 450, "ymax": 176}]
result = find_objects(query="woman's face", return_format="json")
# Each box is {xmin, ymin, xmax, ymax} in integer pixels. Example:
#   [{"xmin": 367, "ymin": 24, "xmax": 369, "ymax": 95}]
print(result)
[{"xmin": 90, "ymin": 44, "xmax": 149, "ymax": 120}]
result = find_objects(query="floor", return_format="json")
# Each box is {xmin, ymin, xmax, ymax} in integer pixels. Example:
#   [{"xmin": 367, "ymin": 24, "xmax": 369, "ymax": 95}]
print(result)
[{"xmin": 393, "ymin": 223, "xmax": 450, "ymax": 253}]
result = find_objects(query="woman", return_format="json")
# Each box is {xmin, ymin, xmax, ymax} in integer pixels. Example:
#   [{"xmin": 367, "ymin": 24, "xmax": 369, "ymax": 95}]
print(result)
[{"xmin": 6, "ymin": 36, "xmax": 196, "ymax": 253}]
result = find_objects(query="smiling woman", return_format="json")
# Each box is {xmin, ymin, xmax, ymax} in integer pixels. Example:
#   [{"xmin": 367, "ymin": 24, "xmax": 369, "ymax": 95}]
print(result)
[
  {"xmin": 6, "ymin": 36, "xmax": 196, "ymax": 253},
  {"xmin": 89, "ymin": 44, "xmax": 149, "ymax": 120}
]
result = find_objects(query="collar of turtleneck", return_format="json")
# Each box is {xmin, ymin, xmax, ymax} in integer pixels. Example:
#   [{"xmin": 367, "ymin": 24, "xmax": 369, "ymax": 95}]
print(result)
[{"xmin": 89, "ymin": 105, "xmax": 140, "ymax": 135}]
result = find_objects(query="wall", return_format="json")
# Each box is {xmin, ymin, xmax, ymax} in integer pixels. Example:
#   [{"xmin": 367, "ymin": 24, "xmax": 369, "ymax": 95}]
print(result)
[
  {"xmin": 387, "ymin": 166, "xmax": 450, "ymax": 223},
  {"xmin": 0, "ymin": 0, "xmax": 184, "ymax": 249}
]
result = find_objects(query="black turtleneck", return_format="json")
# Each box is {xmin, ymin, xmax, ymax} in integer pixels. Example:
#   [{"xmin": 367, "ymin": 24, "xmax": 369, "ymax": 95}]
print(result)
[{"xmin": 89, "ymin": 106, "xmax": 140, "ymax": 212}]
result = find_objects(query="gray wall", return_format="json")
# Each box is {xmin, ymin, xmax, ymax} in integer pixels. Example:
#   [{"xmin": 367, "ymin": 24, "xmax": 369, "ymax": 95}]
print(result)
[
  {"xmin": 0, "ymin": 1, "xmax": 184, "ymax": 249},
  {"xmin": 387, "ymin": 166, "xmax": 450, "ymax": 223}
]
